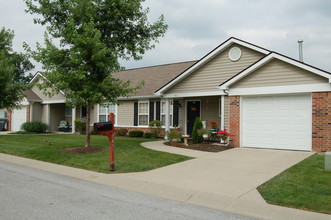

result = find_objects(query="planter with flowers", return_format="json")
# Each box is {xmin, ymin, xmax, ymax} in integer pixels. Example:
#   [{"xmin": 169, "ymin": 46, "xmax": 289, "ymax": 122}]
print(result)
[
  {"xmin": 209, "ymin": 121, "xmax": 219, "ymax": 140},
  {"xmin": 217, "ymin": 129, "xmax": 232, "ymax": 146}
]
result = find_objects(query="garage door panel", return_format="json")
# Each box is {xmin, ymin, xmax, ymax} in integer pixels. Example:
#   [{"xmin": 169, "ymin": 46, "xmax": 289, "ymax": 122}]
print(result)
[{"xmin": 242, "ymin": 94, "xmax": 311, "ymax": 151}]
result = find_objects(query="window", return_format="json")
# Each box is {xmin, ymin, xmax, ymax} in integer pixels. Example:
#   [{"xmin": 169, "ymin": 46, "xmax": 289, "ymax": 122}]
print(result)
[
  {"xmin": 161, "ymin": 100, "xmax": 173, "ymax": 126},
  {"xmin": 99, "ymin": 103, "xmax": 116, "ymax": 123},
  {"xmin": 138, "ymin": 101, "xmax": 149, "ymax": 126},
  {"xmin": 65, "ymin": 105, "xmax": 72, "ymax": 117}
]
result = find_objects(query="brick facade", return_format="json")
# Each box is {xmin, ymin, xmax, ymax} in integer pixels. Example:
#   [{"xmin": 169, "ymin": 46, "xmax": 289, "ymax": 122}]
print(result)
[
  {"xmin": 229, "ymin": 96, "xmax": 240, "ymax": 148},
  {"xmin": 312, "ymin": 92, "xmax": 331, "ymax": 152}
]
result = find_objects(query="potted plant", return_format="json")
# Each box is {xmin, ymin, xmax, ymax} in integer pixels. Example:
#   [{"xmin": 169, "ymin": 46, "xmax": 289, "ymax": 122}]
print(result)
[
  {"xmin": 198, "ymin": 128, "xmax": 211, "ymax": 139},
  {"xmin": 217, "ymin": 129, "xmax": 232, "ymax": 141}
]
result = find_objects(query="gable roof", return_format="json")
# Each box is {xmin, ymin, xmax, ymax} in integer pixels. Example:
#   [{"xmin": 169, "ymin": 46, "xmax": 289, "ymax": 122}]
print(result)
[
  {"xmin": 154, "ymin": 37, "xmax": 271, "ymax": 95},
  {"xmin": 220, "ymin": 52, "xmax": 331, "ymax": 89},
  {"xmin": 23, "ymin": 90, "xmax": 42, "ymax": 102},
  {"xmin": 112, "ymin": 61, "xmax": 197, "ymax": 98}
]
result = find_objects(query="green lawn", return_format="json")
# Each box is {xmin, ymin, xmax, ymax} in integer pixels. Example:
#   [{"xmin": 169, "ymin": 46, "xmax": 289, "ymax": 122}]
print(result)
[
  {"xmin": 0, "ymin": 134, "xmax": 192, "ymax": 173},
  {"xmin": 258, "ymin": 154, "xmax": 331, "ymax": 214}
]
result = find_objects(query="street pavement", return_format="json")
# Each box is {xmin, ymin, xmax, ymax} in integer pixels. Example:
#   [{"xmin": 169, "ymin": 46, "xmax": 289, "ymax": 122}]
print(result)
[
  {"xmin": 0, "ymin": 140, "xmax": 330, "ymax": 220},
  {"xmin": 0, "ymin": 160, "xmax": 254, "ymax": 220}
]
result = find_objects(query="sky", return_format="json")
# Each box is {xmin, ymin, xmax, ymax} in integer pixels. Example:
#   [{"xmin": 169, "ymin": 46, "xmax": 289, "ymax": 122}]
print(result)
[{"xmin": 1, "ymin": 0, "xmax": 331, "ymax": 73}]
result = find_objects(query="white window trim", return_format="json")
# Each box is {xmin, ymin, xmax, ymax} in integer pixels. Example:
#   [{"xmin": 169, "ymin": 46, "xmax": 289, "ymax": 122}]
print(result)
[
  {"xmin": 138, "ymin": 101, "xmax": 149, "ymax": 126},
  {"xmin": 97, "ymin": 103, "xmax": 118, "ymax": 125}
]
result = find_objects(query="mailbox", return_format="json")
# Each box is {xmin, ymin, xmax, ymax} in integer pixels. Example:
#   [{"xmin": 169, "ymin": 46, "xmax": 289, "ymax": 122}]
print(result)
[{"xmin": 94, "ymin": 121, "xmax": 113, "ymax": 132}]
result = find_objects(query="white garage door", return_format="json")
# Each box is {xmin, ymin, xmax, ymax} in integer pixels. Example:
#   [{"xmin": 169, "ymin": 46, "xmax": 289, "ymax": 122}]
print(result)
[
  {"xmin": 12, "ymin": 106, "xmax": 27, "ymax": 131},
  {"xmin": 242, "ymin": 94, "xmax": 311, "ymax": 151}
]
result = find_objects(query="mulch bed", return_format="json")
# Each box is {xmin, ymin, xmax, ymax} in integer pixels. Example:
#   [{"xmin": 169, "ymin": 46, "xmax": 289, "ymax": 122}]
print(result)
[
  {"xmin": 63, "ymin": 147, "xmax": 103, "ymax": 154},
  {"xmin": 165, "ymin": 141, "xmax": 232, "ymax": 152}
]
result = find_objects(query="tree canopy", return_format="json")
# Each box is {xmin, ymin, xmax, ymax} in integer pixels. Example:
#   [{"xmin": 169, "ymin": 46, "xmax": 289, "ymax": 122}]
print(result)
[
  {"xmin": 0, "ymin": 27, "xmax": 34, "ymax": 109},
  {"xmin": 24, "ymin": 0, "xmax": 167, "ymax": 147}
]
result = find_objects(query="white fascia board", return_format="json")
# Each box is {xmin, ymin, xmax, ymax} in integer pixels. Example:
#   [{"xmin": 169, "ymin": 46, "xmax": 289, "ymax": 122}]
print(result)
[
  {"xmin": 156, "ymin": 38, "xmax": 270, "ymax": 95},
  {"xmin": 29, "ymin": 71, "xmax": 66, "ymax": 96},
  {"xmin": 228, "ymin": 83, "xmax": 331, "ymax": 96},
  {"xmin": 42, "ymin": 99, "xmax": 66, "ymax": 104},
  {"xmin": 162, "ymin": 91, "xmax": 227, "ymax": 99}
]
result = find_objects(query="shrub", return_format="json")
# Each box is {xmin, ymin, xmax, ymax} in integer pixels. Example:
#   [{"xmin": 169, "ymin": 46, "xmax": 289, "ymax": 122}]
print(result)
[
  {"xmin": 149, "ymin": 120, "xmax": 162, "ymax": 138},
  {"xmin": 166, "ymin": 129, "xmax": 182, "ymax": 142},
  {"xmin": 116, "ymin": 128, "xmax": 128, "ymax": 136},
  {"xmin": 129, "ymin": 130, "xmax": 144, "ymax": 137},
  {"xmin": 192, "ymin": 117, "xmax": 203, "ymax": 144},
  {"xmin": 144, "ymin": 132, "xmax": 155, "ymax": 138},
  {"xmin": 74, "ymin": 118, "xmax": 86, "ymax": 134},
  {"xmin": 21, "ymin": 121, "xmax": 48, "ymax": 133}
]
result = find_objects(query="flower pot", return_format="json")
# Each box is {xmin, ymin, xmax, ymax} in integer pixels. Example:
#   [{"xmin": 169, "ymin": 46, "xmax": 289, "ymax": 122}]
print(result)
[{"xmin": 221, "ymin": 136, "xmax": 228, "ymax": 141}]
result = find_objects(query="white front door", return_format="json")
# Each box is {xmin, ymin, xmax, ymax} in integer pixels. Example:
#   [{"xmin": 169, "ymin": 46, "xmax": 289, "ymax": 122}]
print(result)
[
  {"xmin": 242, "ymin": 94, "xmax": 311, "ymax": 151},
  {"xmin": 12, "ymin": 107, "xmax": 27, "ymax": 131}
]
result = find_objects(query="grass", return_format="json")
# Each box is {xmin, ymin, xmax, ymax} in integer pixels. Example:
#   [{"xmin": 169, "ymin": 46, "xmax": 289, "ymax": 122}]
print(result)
[
  {"xmin": 0, "ymin": 134, "xmax": 192, "ymax": 173},
  {"xmin": 258, "ymin": 154, "xmax": 331, "ymax": 214}
]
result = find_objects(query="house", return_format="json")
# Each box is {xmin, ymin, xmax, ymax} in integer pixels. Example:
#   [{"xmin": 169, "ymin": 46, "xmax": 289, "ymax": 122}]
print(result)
[{"xmin": 7, "ymin": 37, "xmax": 331, "ymax": 152}]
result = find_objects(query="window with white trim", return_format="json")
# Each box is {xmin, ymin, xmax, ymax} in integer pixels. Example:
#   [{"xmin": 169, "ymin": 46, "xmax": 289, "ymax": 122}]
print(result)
[
  {"xmin": 65, "ymin": 105, "xmax": 72, "ymax": 117},
  {"xmin": 138, "ymin": 101, "xmax": 149, "ymax": 126},
  {"xmin": 161, "ymin": 100, "xmax": 173, "ymax": 126},
  {"xmin": 99, "ymin": 103, "xmax": 116, "ymax": 124}
]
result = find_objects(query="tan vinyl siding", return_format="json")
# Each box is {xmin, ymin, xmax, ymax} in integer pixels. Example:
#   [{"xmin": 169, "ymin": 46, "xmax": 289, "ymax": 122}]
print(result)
[
  {"xmin": 31, "ymin": 79, "xmax": 65, "ymax": 101},
  {"xmin": 117, "ymin": 101, "xmax": 134, "ymax": 126},
  {"xmin": 231, "ymin": 59, "xmax": 329, "ymax": 88},
  {"xmin": 200, "ymin": 96, "xmax": 221, "ymax": 128},
  {"xmin": 166, "ymin": 44, "xmax": 265, "ymax": 94},
  {"xmin": 90, "ymin": 105, "xmax": 98, "ymax": 125},
  {"xmin": 177, "ymin": 99, "xmax": 185, "ymax": 130},
  {"xmin": 32, "ymin": 103, "xmax": 42, "ymax": 121},
  {"xmin": 50, "ymin": 104, "xmax": 65, "ymax": 131}
]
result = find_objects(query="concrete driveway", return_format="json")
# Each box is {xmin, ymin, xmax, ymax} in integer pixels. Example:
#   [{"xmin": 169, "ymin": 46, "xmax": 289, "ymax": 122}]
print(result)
[{"xmin": 125, "ymin": 142, "xmax": 313, "ymax": 201}]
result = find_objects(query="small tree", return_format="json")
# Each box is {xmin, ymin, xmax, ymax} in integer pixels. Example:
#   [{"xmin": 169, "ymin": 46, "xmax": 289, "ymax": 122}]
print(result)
[
  {"xmin": 149, "ymin": 120, "xmax": 161, "ymax": 138},
  {"xmin": 192, "ymin": 117, "xmax": 203, "ymax": 144},
  {"xmin": 0, "ymin": 27, "xmax": 34, "ymax": 109},
  {"xmin": 25, "ymin": 0, "xmax": 167, "ymax": 147}
]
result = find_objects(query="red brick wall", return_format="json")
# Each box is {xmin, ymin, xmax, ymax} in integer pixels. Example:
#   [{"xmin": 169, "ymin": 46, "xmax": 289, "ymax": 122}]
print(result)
[
  {"xmin": 229, "ymin": 96, "xmax": 240, "ymax": 148},
  {"xmin": 312, "ymin": 92, "xmax": 331, "ymax": 152},
  {"xmin": 26, "ymin": 105, "xmax": 30, "ymax": 122}
]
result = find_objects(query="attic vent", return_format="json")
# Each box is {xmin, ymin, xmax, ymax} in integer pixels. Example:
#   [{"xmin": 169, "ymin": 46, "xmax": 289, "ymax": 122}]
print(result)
[{"xmin": 229, "ymin": 47, "xmax": 241, "ymax": 61}]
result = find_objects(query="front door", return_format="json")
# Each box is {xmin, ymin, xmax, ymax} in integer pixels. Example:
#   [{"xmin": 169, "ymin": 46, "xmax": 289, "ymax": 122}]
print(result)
[{"xmin": 186, "ymin": 101, "xmax": 201, "ymax": 135}]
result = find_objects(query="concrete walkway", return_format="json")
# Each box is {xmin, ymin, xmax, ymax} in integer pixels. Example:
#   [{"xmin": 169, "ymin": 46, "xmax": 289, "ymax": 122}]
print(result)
[{"xmin": 0, "ymin": 141, "xmax": 329, "ymax": 220}]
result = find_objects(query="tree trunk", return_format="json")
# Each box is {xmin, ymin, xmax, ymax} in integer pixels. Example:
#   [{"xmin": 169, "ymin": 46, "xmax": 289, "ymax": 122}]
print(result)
[{"xmin": 85, "ymin": 103, "xmax": 91, "ymax": 148}]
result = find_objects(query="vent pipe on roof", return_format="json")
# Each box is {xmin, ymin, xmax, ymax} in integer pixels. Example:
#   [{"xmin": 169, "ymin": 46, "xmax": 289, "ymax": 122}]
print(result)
[{"xmin": 298, "ymin": 40, "xmax": 304, "ymax": 62}]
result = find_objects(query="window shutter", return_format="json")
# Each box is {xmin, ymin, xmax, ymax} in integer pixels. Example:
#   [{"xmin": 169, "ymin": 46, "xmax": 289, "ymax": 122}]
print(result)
[
  {"xmin": 134, "ymin": 102, "xmax": 138, "ymax": 126},
  {"xmin": 173, "ymin": 100, "xmax": 179, "ymax": 127},
  {"xmin": 149, "ymin": 102, "xmax": 154, "ymax": 122},
  {"xmin": 156, "ymin": 101, "xmax": 161, "ymax": 121}
]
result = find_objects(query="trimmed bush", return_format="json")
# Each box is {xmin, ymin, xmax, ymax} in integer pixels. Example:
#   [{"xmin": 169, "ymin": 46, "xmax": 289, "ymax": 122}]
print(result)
[
  {"xmin": 21, "ymin": 121, "xmax": 48, "ymax": 133},
  {"xmin": 116, "ymin": 128, "xmax": 128, "ymax": 136},
  {"xmin": 74, "ymin": 118, "xmax": 86, "ymax": 134},
  {"xmin": 166, "ymin": 129, "xmax": 182, "ymax": 142},
  {"xmin": 149, "ymin": 120, "xmax": 162, "ymax": 138},
  {"xmin": 129, "ymin": 130, "xmax": 144, "ymax": 137},
  {"xmin": 192, "ymin": 117, "xmax": 203, "ymax": 144},
  {"xmin": 144, "ymin": 132, "xmax": 155, "ymax": 138}
]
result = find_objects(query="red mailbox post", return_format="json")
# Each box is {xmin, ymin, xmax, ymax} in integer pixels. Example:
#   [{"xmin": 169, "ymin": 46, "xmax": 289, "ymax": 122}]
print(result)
[{"xmin": 94, "ymin": 113, "xmax": 116, "ymax": 171}]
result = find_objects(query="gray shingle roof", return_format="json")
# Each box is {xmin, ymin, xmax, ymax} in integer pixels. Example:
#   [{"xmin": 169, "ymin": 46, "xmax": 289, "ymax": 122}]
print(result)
[{"xmin": 112, "ymin": 61, "xmax": 197, "ymax": 97}]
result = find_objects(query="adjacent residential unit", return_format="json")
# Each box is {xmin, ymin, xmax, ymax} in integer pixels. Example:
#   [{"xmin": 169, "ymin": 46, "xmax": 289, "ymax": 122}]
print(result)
[{"xmin": 6, "ymin": 37, "xmax": 331, "ymax": 152}]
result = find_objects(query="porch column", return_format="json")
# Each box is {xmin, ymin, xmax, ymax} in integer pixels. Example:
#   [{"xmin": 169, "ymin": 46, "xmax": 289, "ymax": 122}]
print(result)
[
  {"xmin": 221, "ymin": 95, "xmax": 225, "ymax": 130},
  {"xmin": 164, "ymin": 99, "xmax": 171, "ymax": 139},
  {"xmin": 29, "ymin": 102, "xmax": 34, "ymax": 122},
  {"xmin": 71, "ymin": 106, "xmax": 76, "ymax": 134},
  {"xmin": 45, "ymin": 104, "xmax": 50, "ymax": 131}
]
